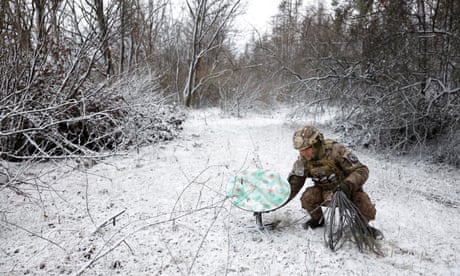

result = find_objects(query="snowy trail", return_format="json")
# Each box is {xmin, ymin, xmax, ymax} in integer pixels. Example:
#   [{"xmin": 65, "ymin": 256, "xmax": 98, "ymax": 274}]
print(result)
[{"xmin": 1, "ymin": 108, "xmax": 459, "ymax": 275}]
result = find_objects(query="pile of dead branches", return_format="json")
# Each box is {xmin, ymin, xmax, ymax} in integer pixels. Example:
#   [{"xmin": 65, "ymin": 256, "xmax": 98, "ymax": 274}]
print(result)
[
  {"xmin": 336, "ymin": 78, "xmax": 460, "ymax": 166},
  {"xmin": 0, "ymin": 72, "xmax": 185, "ymax": 161},
  {"xmin": 1, "ymin": 86, "xmax": 124, "ymax": 161}
]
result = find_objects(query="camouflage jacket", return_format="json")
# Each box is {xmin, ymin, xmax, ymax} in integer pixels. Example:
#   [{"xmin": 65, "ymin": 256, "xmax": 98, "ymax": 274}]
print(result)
[{"xmin": 288, "ymin": 139, "xmax": 369, "ymax": 197}]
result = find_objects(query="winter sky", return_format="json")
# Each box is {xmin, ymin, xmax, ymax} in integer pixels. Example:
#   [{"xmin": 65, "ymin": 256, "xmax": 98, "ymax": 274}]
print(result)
[
  {"xmin": 235, "ymin": 0, "xmax": 327, "ymax": 51},
  {"xmin": 171, "ymin": 1, "xmax": 325, "ymax": 51},
  {"xmin": 238, "ymin": 0, "xmax": 280, "ymax": 33}
]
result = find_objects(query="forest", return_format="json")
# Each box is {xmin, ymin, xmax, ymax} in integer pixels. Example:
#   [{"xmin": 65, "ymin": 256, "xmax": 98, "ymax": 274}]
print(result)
[
  {"xmin": 1, "ymin": 0, "xmax": 459, "ymax": 167},
  {"xmin": 1, "ymin": 1, "xmax": 460, "ymax": 274}
]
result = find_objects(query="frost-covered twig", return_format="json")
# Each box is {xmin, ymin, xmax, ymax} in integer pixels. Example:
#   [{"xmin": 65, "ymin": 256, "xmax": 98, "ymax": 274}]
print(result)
[
  {"xmin": 187, "ymin": 200, "xmax": 227, "ymax": 275},
  {"xmin": 1, "ymin": 220, "xmax": 66, "ymax": 251},
  {"xmin": 75, "ymin": 200, "xmax": 227, "ymax": 276},
  {"xmin": 83, "ymin": 168, "xmax": 95, "ymax": 225},
  {"xmin": 91, "ymin": 209, "xmax": 127, "ymax": 235},
  {"xmin": 170, "ymin": 165, "xmax": 226, "ymax": 220},
  {"xmin": 158, "ymin": 231, "xmax": 186, "ymax": 276}
]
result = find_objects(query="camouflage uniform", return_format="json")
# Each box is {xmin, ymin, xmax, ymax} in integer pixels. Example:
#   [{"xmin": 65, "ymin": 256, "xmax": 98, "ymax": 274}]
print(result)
[{"xmin": 288, "ymin": 126, "xmax": 376, "ymax": 225}]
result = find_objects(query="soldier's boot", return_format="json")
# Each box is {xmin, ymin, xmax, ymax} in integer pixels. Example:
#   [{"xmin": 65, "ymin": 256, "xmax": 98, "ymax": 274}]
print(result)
[
  {"xmin": 302, "ymin": 218, "xmax": 324, "ymax": 230},
  {"xmin": 368, "ymin": 226, "xmax": 384, "ymax": 240}
]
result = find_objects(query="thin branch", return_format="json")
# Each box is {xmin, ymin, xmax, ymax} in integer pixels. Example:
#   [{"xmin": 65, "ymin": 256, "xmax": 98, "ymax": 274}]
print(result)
[
  {"xmin": 1, "ymin": 220, "xmax": 66, "ymax": 251},
  {"xmin": 92, "ymin": 209, "xmax": 127, "ymax": 235},
  {"xmin": 76, "ymin": 199, "xmax": 227, "ymax": 276}
]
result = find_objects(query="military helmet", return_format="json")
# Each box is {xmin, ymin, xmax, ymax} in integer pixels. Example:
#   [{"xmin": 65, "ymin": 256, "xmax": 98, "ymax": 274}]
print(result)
[{"xmin": 293, "ymin": 126, "xmax": 323, "ymax": 150}]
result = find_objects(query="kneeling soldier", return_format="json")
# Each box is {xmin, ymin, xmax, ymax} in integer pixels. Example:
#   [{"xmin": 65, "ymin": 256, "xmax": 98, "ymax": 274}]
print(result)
[{"xmin": 287, "ymin": 125, "xmax": 380, "ymax": 237}]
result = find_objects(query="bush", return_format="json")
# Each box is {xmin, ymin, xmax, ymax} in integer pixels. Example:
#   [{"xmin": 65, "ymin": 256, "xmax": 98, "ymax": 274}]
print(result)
[{"xmin": 0, "ymin": 72, "xmax": 185, "ymax": 161}]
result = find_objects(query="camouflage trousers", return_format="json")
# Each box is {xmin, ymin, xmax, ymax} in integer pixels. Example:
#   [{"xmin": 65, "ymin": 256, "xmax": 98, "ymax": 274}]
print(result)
[{"xmin": 300, "ymin": 186, "xmax": 376, "ymax": 223}]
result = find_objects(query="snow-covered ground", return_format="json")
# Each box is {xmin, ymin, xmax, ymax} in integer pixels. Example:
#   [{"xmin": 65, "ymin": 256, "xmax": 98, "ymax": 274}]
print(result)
[{"xmin": 1, "ymin": 107, "xmax": 459, "ymax": 275}]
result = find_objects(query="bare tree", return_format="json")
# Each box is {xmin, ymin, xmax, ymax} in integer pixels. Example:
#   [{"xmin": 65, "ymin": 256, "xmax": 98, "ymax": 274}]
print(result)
[
  {"xmin": 0, "ymin": 0, "xmax": 180, "ymax": 161},
  {"xmin": 93, "ymin": 0, "xmax": 114, "ymax": 76},
  {"xmin": 322, "ymin": 0, "xmax": 460, "ymax": 163},
  {"xmin": 182, "ymin": 0, "xmax": 242, "ymax": 107},
  {"xmin": 237, "ymin": 0, "xmax": 459, "ymax": 164}
]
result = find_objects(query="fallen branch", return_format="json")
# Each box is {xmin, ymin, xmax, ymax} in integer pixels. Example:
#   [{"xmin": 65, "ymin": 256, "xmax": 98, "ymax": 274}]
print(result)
[
  {"xmin": 76, "ymin": 199, "xmax": 227, "ymax": 276},
  {"xmin": 92, "ymin": 209, "xmax": 127, "ymax": 235},
  {"xmin": 1, "ymin": 220, "xmax": 66, "ymax": 252}
]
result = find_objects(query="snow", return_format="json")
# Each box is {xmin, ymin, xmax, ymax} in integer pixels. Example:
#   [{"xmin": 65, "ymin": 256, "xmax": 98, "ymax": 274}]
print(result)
[{"xmin": 1, "ymin": 107, "xmax": 459, "ymax": 275}]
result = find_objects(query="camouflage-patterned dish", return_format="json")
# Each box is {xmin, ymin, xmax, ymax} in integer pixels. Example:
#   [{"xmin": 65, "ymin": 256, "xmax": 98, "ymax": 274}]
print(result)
[{"xmin": 227, "ymin": 169, "xmax": 291, "ymax": 212}]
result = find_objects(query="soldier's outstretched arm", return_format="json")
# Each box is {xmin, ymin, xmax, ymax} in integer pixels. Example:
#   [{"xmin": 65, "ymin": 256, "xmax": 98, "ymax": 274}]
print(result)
[
  {"xmin": 284, "ymin": 158, "xmax": 307, "ymax": 204},
  {"xmin": 287, "ymin": 174, "xmax": 306, "ymax": 201}
]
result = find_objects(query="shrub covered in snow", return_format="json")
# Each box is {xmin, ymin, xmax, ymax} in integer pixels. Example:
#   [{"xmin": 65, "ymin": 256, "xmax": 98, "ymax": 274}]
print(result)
[
  {"xmin": 0, "ymin": 72, "xmax": 185, "ymax": 161},
  {"xmin": 115, "ymin": 72, "xmax": 186, "ymax": 148}
]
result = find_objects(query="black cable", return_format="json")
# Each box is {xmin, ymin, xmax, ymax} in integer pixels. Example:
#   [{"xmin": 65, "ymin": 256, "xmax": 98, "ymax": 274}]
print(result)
[{"xmin": 324, "ymin": 191, "xmax": 383, "ymax": 255}]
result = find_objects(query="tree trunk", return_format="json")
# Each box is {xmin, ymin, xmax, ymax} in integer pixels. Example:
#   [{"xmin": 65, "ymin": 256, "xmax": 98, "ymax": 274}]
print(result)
[
  {"xmin": 417, "ymin": 0, "xmax": 428, "ymax": 94},
  {"xmin": 94, "ymin": 0, "xmax": 113, "ymax": 77},
  {"xmin": 119, "ymin": 0, "xmax": 125, "ymax": 74}
]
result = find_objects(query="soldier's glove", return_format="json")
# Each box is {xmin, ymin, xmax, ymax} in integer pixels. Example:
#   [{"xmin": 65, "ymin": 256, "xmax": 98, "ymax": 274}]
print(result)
[
  {"xmin": 335, "ymin": 181, "xmax": 352, "ymax": 198},
  {"xmin": 312, "ymin": 174, "xmax": 337, "ymax": 185},
  {"xmin": 327, "ymin": 174, "xmax": 337, "ymax": 184}
]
